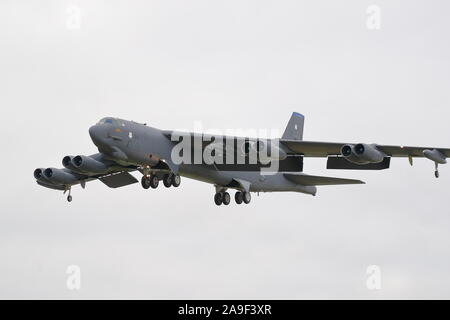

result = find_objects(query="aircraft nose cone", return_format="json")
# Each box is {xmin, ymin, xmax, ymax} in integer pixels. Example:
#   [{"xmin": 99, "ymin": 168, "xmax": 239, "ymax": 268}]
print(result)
[{"xmin": 89, "ymin": 125, "xmax": 103, "ymax": 144}]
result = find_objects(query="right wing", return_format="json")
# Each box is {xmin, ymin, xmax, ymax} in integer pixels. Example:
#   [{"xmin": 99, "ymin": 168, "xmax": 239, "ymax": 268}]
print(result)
[{"xmin": 280, "ymin": 140, "xmax": 450, "ymax": 158}]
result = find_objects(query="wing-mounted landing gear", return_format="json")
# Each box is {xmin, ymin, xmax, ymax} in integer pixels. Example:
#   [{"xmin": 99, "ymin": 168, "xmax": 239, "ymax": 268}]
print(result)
[
  {"xmin": 64, "ymin": 186, "xmax": 73, "ymax": 202},
  {"xmin": 422, "ymin": 149, "xmax": 447, "ymax": 179},
  {"xmin": 435, "ymin": 162, "xmax": 440, "ymax": 179}
]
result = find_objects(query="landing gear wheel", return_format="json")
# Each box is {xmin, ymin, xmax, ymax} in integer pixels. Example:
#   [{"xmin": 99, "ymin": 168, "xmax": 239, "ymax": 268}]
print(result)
[
  {"xmin": 243, "ymin": 191, "xmax": 251, "ymax": 204},
  {"xmin": 222, "ymin": 192, "xmax": 231, "ymax": 205},
  {"xmin": 163, "ymin": 174, "xmax": 173, "ymax": 187},
  {"xmin": 150, "ymin": 175, "xmax": 159, "ymax": 189},
  {"xmin": 172, "ymin": 174, "xmax": 181, "ymax": 187},
  {"xmin": 141, "ymin": 176, "xmax": 151, "ymax": 189},
  {"xmin": 435, "ymin": 170, "xmax": 440, "ymax": 178},
  {"xmin": 67, "ymin": 195, "xmax": 72, "ymax": 202},
  {"xmin": 214, "ymin": 193, "xmax": 223, "ymax": 206},
  {"xmin": 235, "ymin": 192, "xmax": 243, "ymax": 204}
]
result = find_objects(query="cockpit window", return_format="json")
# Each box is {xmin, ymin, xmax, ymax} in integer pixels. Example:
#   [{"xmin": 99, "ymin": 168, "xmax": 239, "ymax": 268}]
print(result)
[{"xmin": 98, "ymin": 117, "xmax": 116, "ymax": 125}]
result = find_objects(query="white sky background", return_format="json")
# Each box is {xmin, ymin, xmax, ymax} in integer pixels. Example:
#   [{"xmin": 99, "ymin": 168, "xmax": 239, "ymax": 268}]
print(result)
[{"xmin": 0, "ymin": 0, "xmax": 450, "ymax": 299}]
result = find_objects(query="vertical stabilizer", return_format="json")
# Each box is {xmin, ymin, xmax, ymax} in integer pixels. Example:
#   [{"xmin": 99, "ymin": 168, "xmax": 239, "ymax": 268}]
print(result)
[{"xmin": 282, "ymin": 112, "xmax": 304, "ymax": 140}]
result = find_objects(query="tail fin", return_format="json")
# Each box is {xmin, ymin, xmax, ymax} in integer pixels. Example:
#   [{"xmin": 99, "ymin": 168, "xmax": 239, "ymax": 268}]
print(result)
[{"xmin": 282, "ymin": 112, "xmax": 304, "ymax": 141}]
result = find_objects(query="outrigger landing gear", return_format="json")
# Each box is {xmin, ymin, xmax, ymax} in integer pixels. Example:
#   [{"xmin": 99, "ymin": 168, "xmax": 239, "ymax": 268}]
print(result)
[
  {"xmin": 435, "ymin": 162, "xmax": 440, "ymax": 178},
  {"xmin": 64, "ymin": 186, "xmax": 73, "ymax": 202}
]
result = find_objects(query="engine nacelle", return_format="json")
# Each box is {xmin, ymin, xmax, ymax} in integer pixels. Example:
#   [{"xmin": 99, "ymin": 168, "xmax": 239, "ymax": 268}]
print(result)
[
  {"xmin": 34, "ymin": 168, "xmax": 47, "ymax": 182},
  {"xmin": 72, "ymin": 155, "xmax": 109, "ymax": 174},
  {"xmin": 43, "ymin": 168, "xmax": 79, "ymax": 185},
  {"xmin": 62, "ymin": 155, "xmax": 81, "ymax": 172},
  {"xmin": 341, "ymin": 144, "xmax": 364, "ymax": 164},
  {"xmin": 341, "ymin": 144, "xmax": 384, "ymax": 164},
  {"xmin": 354, "ymin": 143, "xmax": 385, "ymax": 164}
]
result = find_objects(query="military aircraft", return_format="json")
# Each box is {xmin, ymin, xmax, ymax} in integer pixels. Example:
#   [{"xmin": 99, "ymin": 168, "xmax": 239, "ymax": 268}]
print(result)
[{"xmin": 34, "ymin": 113, "xmax": 449, "ymax": 205}]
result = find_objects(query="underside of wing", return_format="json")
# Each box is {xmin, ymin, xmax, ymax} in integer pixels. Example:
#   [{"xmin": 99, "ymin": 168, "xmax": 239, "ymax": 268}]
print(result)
[
  {"xmin": 99, "ymin": 172, "xmax": 138, "ymax": 188},
  {"xmin": 284, "ymin": 173, "xmax": 365, "ymax": 186}
]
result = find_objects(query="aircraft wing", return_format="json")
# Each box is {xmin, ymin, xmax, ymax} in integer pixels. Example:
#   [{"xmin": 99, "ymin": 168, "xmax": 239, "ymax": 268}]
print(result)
[
  {"xmin": 280, "ymin": 140, "xmax": 450, "ymax": 158},
  {"xmin": 284, "ymin": 173, "xmax": 365, "ymax": 186}
]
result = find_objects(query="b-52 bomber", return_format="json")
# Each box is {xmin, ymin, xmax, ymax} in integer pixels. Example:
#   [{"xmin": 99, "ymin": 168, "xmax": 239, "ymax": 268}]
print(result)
[{"xmin": 34, "ymin": 113, "xmax": 449, "ymax": 205}]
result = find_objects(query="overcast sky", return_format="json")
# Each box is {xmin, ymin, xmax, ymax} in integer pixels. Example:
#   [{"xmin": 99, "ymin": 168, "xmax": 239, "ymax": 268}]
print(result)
[{"xmin": 1, "ymin": 0, "xmax": 450, "ymax": 299}]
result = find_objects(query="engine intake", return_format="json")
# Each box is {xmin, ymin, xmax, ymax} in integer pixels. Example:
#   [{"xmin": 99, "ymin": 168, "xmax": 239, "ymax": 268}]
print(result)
[{"xmin": 34, "ymin": 168, "xmax": 46, "ymax": 181}]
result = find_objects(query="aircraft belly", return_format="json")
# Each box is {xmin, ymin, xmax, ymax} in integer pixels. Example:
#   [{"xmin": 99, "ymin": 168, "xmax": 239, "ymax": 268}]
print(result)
[
  {"xmin": 179, "ymin": 164, "xmax": 231, "ymax": 186},
  {"xmin": 182, "ymin": 168, "xmax": 316, "ymax": 195}
]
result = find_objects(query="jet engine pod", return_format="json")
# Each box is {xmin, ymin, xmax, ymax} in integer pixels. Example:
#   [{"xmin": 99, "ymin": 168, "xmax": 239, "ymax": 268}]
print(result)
[
  {"xmin": 354, "ymin": 143, "xmax": 385, "ymax": 164},
  {"xmin": 34, "ymin": 168, "xmax": 47, "ymax": 181},
  {"xmin": 62, "ymin": 155, "xmax": 82, "ymax": 172},
  {"xmin": 43, "ymin": 168, "xmax": 79, "ymax": 185},
  {"xmin": 72, "ymin": 155, "xmax": 109, "ymax": 175},
  {"xmin": 340, "ymin": 144, "xmax": 364, "ymax": 164}
]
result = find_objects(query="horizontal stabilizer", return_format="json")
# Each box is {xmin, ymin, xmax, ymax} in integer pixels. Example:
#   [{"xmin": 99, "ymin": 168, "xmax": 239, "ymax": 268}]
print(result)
[
  {"xmin": 99, "ymin": 172, "xmax": 138, "ymax": 188},
  {"xmin": 284, "ymin": 173, "xmax": 365, "ymax": 186}
]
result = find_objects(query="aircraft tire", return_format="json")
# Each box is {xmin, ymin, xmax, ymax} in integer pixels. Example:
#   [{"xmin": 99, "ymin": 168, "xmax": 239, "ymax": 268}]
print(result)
[
  {"xmin": 163, "ymin": 174, "xmax": 172, "ymax": 187},
  {"xmin": 150, "ymin": 175, "xmax": 159, "ymax": 189},
  {"xmin": 172, "ymin": 174, "xmax": 181, "ymax": 187},
  {"xmin": 214, "ymin": 193, "xmax": 223, "ymax": 206},
  {"xmin": 141, "ymin": 176, "xmax": 151, "ymax": 189},
  {"xmin": 222, "ymin": 192, "xmax": 231, "ymax": 205},
  {"xmin": 243, "ymin": 192, "xmax": 251, "ymax": 204},
  {"xmin": 67, "ymin": 195, "xmax": 72, "ymax": 202},
  {"xmin": 235, "ymin": 192, "xmax": 243, "ymax": 204}
]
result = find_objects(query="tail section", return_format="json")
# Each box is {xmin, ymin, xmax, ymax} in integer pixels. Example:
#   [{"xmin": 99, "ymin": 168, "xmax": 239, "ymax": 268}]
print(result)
[{"xmin": 282, "ymin": 112, "xmax": 304, "ymax": 141}]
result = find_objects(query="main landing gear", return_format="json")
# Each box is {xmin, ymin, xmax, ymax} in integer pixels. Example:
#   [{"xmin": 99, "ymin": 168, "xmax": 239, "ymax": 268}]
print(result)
[
  {"xmin": 214, "ymin": 189, "xmax": 251, "ymax": 206},
  {"xmin": 141, "ymin": 173, "xmax": 181, "ymax": 189},
  {"xmin": 162, "ymin": 173, "xmax": 181, "ymax": 188}
]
